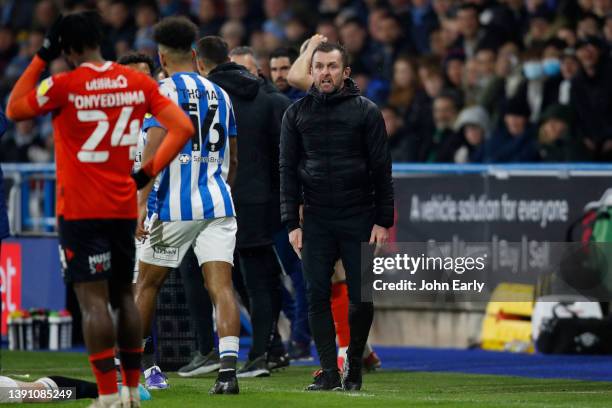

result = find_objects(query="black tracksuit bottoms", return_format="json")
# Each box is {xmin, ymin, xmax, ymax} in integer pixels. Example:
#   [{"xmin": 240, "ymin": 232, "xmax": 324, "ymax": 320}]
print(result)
[{"xmin": 301, "ymin": 208, "xmax": 375, "ymax": 370}]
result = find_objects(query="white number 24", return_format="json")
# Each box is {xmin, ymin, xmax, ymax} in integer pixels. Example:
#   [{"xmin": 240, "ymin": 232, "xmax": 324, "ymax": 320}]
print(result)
[{"xmin": 77, "ymin": 107, "xmax": 140, "ymax": 163}]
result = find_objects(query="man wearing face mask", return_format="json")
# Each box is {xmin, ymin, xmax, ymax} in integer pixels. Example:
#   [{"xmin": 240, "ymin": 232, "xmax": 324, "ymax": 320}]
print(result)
[
  {"xmin": 514, "ymin": 47, "xmax": 548, "ymax": 123},
  {"xmin": 539, "ymin": 39, "xmax": 567, "ymax": 111},
  {"xmin": 280, "ymin": 42, "xmax": 393, "ymax": 391}
]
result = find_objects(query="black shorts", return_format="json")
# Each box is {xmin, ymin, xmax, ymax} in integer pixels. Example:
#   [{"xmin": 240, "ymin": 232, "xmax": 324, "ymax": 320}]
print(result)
[{"xmin": 58, "ymin": 217, "xmax": 136, "ymax": 284}]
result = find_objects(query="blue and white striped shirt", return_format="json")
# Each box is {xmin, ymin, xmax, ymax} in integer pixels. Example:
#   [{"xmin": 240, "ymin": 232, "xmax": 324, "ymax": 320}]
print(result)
[{"xmin": 143, "ymin": 72, "xmax": 236, "ymax": 221}]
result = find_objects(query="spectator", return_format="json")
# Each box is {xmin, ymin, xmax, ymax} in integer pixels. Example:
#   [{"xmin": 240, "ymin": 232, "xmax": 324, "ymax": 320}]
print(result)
[
  {"xmin": 514, "ymin": 46, "xmax": 547, "ymax": 123},
  {"xmin": 284, "ymin": 14, "xmax": 310, "ymax": 49},
  {"xmin": 367, "ymin": 6, "xmax": 390, "ymax": 43},
  {"xmin": 197, "ymin": 0, "xmax": 224, "ymax": 37},
  {"xmin": 382, "ymin": 105, "xmax": 415, "ymax": 162},
  {"xmin": 0, "ymin": 0, "xmax": 35, "ymax": 32},
  {"xmin": 104, "ymin": 0, "xmax": 136, "ymax": 59},
  {"xmin": 442, "ymin": 51, "xmax": 465, "ymax": 95},
  {"xmin": 0, "ymin": 119, "xmax": 50, "ymax": 163},
  {"xmin": 557, "ymin": 26, "xmax": 578, "ymax": 47},
  {"xmin": 315, "ymin": 19, "xmax": 339, "ymax": 44},
  {"xmin": 339, "ymin": 17, "xmax": 385, "ymax": 78},
  {"xmin": 388, "ymin": 55, "xmax": 421, "ymax": 117},
  {"xmin": 133, "ymin": 1, "xmax": 158, "ymax": 58},
  {"xmin": 410, "ymin": 0, "xmax": 439, "ymax": 54},
  {"xmin": 378, "ymin": 12, "xmax": 416, "ymax": 80},
  {"xmin": 432, "ymin": 0, "xmax": 453, "ymax": 22},
  {"xmin": 479, "ymin": 41, "xmax": 522, "ymax": 119},
  {"xmin": 221, "ymin": 19, "xmax": 247, "ymax": 50},
  {"xmin": 33, "ymin": 0, "xmax": 60, "ymax": 30},
  {"xmin": 577, "ymin": 12, "xmax": 603, "ymax": 38},
  {"xmin": 473, "ymin": 47, "xmax": 497, "ymax": 101},
  {"xmin": 571, "ymin": 35, "xmax": 612, "ymax": 160},
  {"xmin": 477, "ymin": 97, "xmax": 539, "ymax": 162},
  {"xmin": 0, "ymin": 29, "xmax": 44, "ymax": 97},
  {"xmin": 0, "ymin": 26, "xmax": 18, "ymax": 76},
  {"xmin": 452, "ymin": 4, "xmax": 501, "ymax": 58},
  {"xmin": 537, "ymin": 104, "xmax": 590, "ymax": 161},
  {"xmin": 539, "ymin": 39, "xmax": 567, "ymax": 109},
  {"xmin": 553, "ymin": 47, "xmax": 581, "ymax": 105},
  {"xmin": 417, "ymin": 92, "xmax": 462, "ymax": 162},
  {"xmin": 453, "ymin": 105, "xmax": 491, "ymax": 163},
  {"xmin": 226, "ymin": 0, "xmax": 261, "ymax": 38},
  {"xmin": 269, "ymin": 47, "xmax": 306, "ymax": 100},
  {"xmin": 524, "ymin": 8, "xmax": 553, "ymax": 48}
]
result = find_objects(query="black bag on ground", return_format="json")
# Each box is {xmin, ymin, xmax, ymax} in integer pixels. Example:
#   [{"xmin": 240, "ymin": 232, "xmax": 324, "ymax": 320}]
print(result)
[{"xmin": 536, "ymin": 303, "xmax": 612, "ymax": 354}]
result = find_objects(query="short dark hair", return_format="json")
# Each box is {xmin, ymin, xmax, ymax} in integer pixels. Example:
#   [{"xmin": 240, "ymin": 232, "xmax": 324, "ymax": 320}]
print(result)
[
  {"xmin": 153, "ymin": 16, "xmax": 197, "ymax": 52},
  {"xmin": 117, "ymin": 52, "xmax": 155, "ymax": 74},
  {"xmin": 270, "ymin": 47, "xmax": 298, "ymax": 64},
  {"xmin": 311, "ymin": 42, "xmax": 349, "ymax": 69},
  {"xmin": 197, "ymin": 36, "xmax": 230, "ymax": 65},
  {"xmin": 435, "ymin": 90, "xmax": 461, "ymax": 111},
  {"xmin": 59, "ymin": 11, "xmax": 103, "ymax": 54}
]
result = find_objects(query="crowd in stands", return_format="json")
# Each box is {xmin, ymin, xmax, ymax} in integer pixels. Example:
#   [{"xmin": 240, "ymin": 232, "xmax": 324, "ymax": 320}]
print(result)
[{"xmin": 1, "ymin": 0, "xmax": 611, "ymax": 163}]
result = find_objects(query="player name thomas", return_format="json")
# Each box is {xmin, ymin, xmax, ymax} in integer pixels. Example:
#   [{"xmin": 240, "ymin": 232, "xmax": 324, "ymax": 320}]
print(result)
[{"xmin": 373, "ymin": 279, "xmax": 486, "ymax": 293}]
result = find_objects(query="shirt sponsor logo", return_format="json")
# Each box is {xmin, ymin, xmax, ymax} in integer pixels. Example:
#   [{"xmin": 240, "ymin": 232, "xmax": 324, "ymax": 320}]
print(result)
[
  {"xmin": 85, "ymin": 75, "xmax": 128, "ymax": 91},
  {"xmin": 153, "ymin": 246, "xmax": 179, "ymax": 261},
  {"xmin": 88, "ymin": 251, "xmax": 111, "ymax": 275},
  {"xmin": 179, "ymin": 154, "xmax": 191, "ymax": 164},
  {"xmin": 193, "ymin": 156, "xmax": 224, "ymax": 164}
]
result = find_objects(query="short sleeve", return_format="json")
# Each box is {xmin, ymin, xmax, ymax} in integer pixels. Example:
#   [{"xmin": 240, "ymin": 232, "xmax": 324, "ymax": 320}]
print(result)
[
  {"xmin": 228, "ymin": 106, "xmax": 237, "ymax": 138},
  {"xmin": 142, "ymin": 113, "xmax": 164, "ymax": 132}
]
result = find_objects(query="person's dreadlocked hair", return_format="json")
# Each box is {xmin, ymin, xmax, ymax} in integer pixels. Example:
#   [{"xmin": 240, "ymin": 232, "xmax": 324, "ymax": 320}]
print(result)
[
  {"xmin": 153, "ymin": 16, "xmax": 198, "ymax": 53},
  {"xmin": 59, "ymin": 11, "xmax": 104, "ymax": 55}
]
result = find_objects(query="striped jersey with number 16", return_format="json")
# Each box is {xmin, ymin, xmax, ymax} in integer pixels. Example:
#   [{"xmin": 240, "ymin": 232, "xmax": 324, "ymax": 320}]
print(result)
[{"xmin": 143, "ymin": 72, "xmax": 236, "ymax": 221}]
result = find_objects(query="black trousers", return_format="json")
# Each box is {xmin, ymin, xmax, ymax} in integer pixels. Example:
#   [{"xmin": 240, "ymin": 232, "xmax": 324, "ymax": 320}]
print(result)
[
  {"xmin": 238, "ymin": 245, "xmax": 283, "ymax": 360},
  {"xmin": 179, "ymin": 247, "xmax": 214, "ymax": 355},
  {"xmin": 301, "ymin": 209, "xmax": 375, "ymax": 370}
]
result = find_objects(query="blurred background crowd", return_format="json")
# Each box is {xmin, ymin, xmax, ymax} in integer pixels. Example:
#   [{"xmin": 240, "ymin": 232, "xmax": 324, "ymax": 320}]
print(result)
[{"xmin": 0, "ymin": 0, "xmax": 611, "ymax": 164}]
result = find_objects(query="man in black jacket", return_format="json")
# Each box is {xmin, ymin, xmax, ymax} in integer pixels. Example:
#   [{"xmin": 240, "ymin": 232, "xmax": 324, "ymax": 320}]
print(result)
[
  {"xmin": 196, "ymin": 36, "xmax": 286, "ymax": 378},
  {"xmin": 280, "ymin": 42, "xmax": 394, "ymax": 391}
]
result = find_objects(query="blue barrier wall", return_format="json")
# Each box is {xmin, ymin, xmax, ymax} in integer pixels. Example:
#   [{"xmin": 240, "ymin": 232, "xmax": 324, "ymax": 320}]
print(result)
[{"xmin": 3, "ymin": 237, "xmax": 64, "ymax": 311}]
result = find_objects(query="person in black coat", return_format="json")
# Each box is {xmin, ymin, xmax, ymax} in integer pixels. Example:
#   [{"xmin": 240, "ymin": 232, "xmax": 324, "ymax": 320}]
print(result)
[
  {"xmin": 570, "ymin": 36, "xmax": 612, "ymax": 161},
  {"xmin": 196, "ymin": 36, "xmax": 287, "ymax": 377},
  {"xmin": 280, "ymin": 42, "xmax": 393, "ymax": 392}
]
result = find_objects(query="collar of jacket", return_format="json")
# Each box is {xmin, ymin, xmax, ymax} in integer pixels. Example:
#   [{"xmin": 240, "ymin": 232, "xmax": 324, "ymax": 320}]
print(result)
[{"xmin": 308, "ymin": 77, "xmax": 361, "ymax": 104}]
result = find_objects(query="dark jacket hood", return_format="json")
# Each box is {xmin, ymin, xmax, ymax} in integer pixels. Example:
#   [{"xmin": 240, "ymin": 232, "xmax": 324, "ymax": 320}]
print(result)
[
  {"xmin": 307, "ymin": 77, "xmax": 361, "ymax": 103},
  {"xmin": 208, "ymin": 62, "xmax": 259, "ymax": 100}
]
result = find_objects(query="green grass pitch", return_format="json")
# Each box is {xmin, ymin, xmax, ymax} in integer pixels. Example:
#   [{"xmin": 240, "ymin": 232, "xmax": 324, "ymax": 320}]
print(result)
[{"xmin": 2, "ymin": 351, "xmax": 612, "ymax": 407}]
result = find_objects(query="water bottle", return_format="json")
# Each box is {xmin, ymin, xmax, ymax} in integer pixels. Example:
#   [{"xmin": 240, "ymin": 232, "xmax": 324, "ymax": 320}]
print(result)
[
  {"xmin": 22, "ymin": 311, "xmax": 33, "ymax": 351},
  {"xmin": 7, "ymin": 311, "xmax": 20, "ymax": 350},
  {"xmin": 48, "ymin": 312, "xmax": 61, "ymax": 351},
  {"xmin": 59, "ymin": 310, "xmax": 72, "ymax": 349}
]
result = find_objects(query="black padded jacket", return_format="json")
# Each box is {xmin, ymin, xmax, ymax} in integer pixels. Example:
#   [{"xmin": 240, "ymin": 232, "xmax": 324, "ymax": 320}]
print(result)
[{"xmin": 280, "ymin": 78, "xmax": 394, "ymax": 231}]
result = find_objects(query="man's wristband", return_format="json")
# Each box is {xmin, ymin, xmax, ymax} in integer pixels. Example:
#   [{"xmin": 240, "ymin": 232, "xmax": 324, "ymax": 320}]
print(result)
[{"xmin": 131, "ymin": 169, "xmax": 151, "ymax": 190}]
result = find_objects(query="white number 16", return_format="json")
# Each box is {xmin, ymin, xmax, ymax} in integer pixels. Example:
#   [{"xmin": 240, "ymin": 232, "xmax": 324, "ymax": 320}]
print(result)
[{"xmin": 77, "ymin": 106, "xmax": 140, "ymax": 163}]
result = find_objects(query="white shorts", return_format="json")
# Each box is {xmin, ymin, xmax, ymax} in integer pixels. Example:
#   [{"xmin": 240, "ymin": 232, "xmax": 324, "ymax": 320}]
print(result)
[{"xmin": 139, "ymin": 216, "xmax": 237, "ymax": 268}]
